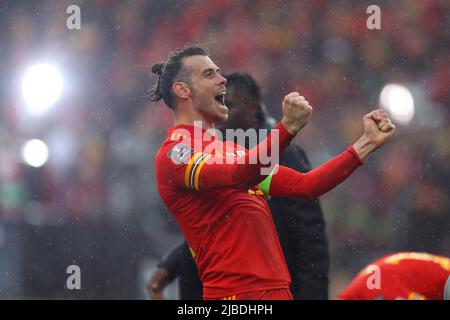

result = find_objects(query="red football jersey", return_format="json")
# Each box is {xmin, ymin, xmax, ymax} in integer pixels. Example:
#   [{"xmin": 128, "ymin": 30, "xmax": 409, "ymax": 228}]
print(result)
[
  {"xmin": 155, "ymin": 123, "xmax": 293, "ymax": 298},
  {"xmin": 339, "ymin": 252, "xmax": 450, "ymax": 300},
  {"xmin": 155, "ymin": 122, "xmax": 363, "ymax": 299}
]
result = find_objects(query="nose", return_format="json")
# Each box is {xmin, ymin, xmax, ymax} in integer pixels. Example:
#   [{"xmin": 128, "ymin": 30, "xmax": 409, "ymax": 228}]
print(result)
[{"xmin": 218, "ymin": 74, "xmax": 227, "ymax": 86}]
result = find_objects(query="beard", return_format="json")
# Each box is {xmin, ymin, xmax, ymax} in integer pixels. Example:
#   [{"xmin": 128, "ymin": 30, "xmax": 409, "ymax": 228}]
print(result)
[{"xmin": 191, "ymin": 87, "xmax": 228, "ymax": 124}]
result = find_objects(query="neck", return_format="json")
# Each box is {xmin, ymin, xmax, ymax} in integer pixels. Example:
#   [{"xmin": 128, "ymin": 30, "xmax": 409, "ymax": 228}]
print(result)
[{"xmin": 173, "ymin": 103, "xmax": 215, "ymax": 130}]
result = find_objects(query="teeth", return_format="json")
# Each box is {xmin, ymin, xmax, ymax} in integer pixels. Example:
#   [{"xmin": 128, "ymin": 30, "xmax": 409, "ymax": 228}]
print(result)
[{"xmin": 216, "ymin": 92, "xmax": 226, "ymax": 106}]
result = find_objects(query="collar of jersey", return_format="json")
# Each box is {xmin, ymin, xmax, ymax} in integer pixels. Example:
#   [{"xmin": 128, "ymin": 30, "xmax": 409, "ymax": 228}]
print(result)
[{"xmin": 168, "ymin": 124, "xmax": 217, "ymax": 142}]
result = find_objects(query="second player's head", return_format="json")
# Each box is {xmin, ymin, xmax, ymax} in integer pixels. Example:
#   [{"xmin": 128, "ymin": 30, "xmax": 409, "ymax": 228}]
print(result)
[
  {"xmin": 218, "ymin": 72, "xmax": 262, "ymax": 131},
  {"xmin": 148, "ymin": 45, "xmax": 228, "ymax": 124}
]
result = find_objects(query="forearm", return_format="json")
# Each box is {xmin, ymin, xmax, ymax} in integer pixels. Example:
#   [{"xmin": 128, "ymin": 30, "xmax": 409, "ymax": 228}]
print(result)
[
  {"xmin": 158, "ymin": 241, "xmax": 187, "ymax": 280},
  {"xmin": 352, "ymin": 135, "xmax": 379, "ymax": 161},
  {"xmin": 268, "ymin": 146, "xmax": 363, "ymax": 200}
]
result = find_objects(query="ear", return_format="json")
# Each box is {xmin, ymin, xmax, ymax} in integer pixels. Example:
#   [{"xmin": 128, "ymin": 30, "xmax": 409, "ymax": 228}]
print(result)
[{"xmin": 172, "ymin": 82, "xmax": 191, "ymax": 100}]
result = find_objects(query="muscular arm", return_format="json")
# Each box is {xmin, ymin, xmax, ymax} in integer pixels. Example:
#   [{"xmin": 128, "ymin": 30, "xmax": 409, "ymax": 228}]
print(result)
[
  {"xmin": 164, "ymin": 122, "xmax": 295, "ymax": 191},
  {"xmin": 160, "ymin": 92, "xmax": 316, "ymax": 192},
  {"xmin": 259, "ymin": 145, "xmax": 363, "ymax": 200},
  {"xmin": 199, "ymin": 122, "xmax": 294, "ymax": 189},
  {"xmin": 260, "ymin": 108, "xmax": 395, "ymax": 199}
]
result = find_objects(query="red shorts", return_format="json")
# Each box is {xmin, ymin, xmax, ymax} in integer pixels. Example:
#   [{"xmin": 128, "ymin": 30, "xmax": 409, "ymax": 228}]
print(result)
[{"xmin": 206, "ymin": 288, "xmax": 293, "ymax": 300}]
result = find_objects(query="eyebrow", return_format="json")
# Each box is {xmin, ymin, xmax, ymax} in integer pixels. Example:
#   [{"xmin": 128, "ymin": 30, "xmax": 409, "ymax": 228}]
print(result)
[{"xmin": 201, "ymin": 67, "xmax": 220, "ymax": 76}]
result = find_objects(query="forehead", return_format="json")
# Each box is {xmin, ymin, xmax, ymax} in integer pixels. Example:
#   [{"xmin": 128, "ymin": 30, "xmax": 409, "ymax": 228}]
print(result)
[{"xmin": 183, "ymin": 55, "xmax": 219, "ymax": 75}]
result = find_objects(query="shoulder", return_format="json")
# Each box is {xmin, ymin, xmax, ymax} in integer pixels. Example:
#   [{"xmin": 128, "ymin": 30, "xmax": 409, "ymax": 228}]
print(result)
[
  {"xmin": 155, "ymin": 139, "xmax": 194, "ymax": 167},
  {"xmin": 155, "ymin": 139, "xmax": 197, "ymax": 189}
]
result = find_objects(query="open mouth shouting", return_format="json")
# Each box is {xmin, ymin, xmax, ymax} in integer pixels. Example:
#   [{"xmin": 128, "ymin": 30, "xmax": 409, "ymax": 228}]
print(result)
[{"xmin": 214, "ymin": 90, "xmax": 227, "ymax": 110}]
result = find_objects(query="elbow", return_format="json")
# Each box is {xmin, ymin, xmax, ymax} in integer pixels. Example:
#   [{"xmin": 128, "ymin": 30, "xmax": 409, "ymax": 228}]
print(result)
[{"xmin": 233, "ymin": 165, "xmax": 267, "ymax": 189}]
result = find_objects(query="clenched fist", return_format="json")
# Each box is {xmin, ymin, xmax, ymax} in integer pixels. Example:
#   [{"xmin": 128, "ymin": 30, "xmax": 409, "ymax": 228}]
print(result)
[
  {"xmin": 363, "ymin": 109, "xmax": 396, "ymax": 146},
  {"xmin": 281, "ymin": 92, "xmax": 313, "ymax": 135},
  {"xmin": 353, "ymin": 108, "xmax": 396, "ymax": 161}
]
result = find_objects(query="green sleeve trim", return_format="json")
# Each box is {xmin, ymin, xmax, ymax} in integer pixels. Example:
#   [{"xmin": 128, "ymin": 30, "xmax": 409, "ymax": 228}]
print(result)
[{"xmin": 258, "ymin": 171, "xmax": 274, "ymax": 197}]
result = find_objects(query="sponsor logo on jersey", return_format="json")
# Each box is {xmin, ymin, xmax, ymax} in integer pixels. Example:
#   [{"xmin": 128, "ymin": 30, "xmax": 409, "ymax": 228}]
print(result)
[{"xmin": 167, "ymin": 143, "xmax": 193, "ymax": 164}]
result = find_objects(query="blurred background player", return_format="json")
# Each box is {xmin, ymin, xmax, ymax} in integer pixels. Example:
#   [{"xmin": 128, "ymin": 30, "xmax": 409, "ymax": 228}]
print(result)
[
  {"xmin": 339, "ymin": 252, "xmax": 450, "ymax": 300},
  {"xmin": 146, "ymin": 72, "xmax": 334, "ymax": 300}
]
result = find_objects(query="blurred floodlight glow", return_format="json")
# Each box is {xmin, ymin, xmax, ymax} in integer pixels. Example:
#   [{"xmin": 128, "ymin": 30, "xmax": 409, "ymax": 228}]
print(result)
[
  {"xmin": 379, "ymin": 84, "xmax": 414, "ymax": 125},
  {"xmin": 22, "ymin": 139, "xmax": 49, "ymax": 168},
  {"xmin": 22, "ymin": 64, "xmax": 63, "ymax": 115}
]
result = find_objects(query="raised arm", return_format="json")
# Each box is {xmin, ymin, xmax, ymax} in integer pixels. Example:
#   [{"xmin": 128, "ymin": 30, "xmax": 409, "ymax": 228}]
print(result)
[
  {"xmin": 158, "ymin": 92, "xmax": 314, "ymax": 191},
  {"xmin": 259, "ymin": 109, "xmax": 395, "ymax": 200}
]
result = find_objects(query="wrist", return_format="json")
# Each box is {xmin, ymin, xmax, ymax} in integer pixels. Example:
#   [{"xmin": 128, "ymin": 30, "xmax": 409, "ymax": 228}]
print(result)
[
  {"xmin": 352, "ymin": 135, "xmax": 378, "ymax": 161},
  {"xmin": 281, "ymin": 117, "xmax": 300, "ymax": 135}
]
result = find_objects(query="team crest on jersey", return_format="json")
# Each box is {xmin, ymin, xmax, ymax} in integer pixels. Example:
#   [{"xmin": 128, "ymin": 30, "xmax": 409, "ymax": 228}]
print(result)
[{"xmin": 167, "ymin": 143, "xmax": 193, "ymax": 164}]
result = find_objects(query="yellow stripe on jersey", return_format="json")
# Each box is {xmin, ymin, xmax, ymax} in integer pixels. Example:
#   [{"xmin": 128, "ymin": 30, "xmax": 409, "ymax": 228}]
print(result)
[
  {"xmin": 193, "ymin": 154, "xmax": 212, "ymax": 191},
  {"xmin": 189, "ymin": 154, "xmax": 208, "ymax": 190},
  {"xmin": 189, "ymin": 246, "xmax": 196, "ymax": 259},
  {"xmin": 384, "ymin": 252, "xmax": 450, "ymax": 271},
  {"xmin": 185, "ymin": 152, "xmax": 203, "ymax": 189},
  {"xmin": 407, "ymin": 292, "xmax": 426, "ymax": 300}
]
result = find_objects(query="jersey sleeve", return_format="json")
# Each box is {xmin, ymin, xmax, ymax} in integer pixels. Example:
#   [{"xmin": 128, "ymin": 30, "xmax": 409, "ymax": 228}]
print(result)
[
  {"xmin": 156, "ymin": 122, "xmax": 294, "ymax": 191},
  {"xmin": 258, "ymin": 145, "xmax": 363, "ymax": 200}
]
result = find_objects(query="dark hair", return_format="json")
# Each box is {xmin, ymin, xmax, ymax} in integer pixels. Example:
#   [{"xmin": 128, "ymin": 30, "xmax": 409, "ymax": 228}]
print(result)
[
  {"xmin": 224, "ymin": 72, "xmax": 272, "ymax": 127},
  {"xmin": 147, "ymin": 45, "xmax": 208, "ymax": 109},
  {"xmin": 224, "ymin": 72, "xmax": 261, "ymax": 102}
]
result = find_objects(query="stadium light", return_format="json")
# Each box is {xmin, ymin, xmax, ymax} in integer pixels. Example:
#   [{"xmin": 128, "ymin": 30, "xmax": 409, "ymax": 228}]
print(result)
[
  {"xmin": 379, "ymin": 84, "xmax": 414, "ymax": 125},
  {"xmin": 21, "ymin": 139, "xmax": 49, "ymax": 168},
  {"xmin": 22, "ymin": 64, "xmax": 63, "ymax": 116}
]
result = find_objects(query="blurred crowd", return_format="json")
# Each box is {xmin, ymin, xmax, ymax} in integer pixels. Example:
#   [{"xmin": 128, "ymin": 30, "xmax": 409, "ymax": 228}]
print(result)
[{"xmin": 0, "ymin": 0, "xmax": 449, "ymax": 298}]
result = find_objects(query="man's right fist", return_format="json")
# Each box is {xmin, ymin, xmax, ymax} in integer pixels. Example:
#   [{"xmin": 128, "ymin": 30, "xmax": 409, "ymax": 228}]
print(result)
[{"xmin": 281, "ymin": 92, "xmax": 313, "ymax": 135}]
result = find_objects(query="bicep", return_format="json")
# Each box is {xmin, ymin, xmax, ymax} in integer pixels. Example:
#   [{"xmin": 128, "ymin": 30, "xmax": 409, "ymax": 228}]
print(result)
[{"xmin": 160, "ymin": 147, "xmax": 250, "ymax": 192}]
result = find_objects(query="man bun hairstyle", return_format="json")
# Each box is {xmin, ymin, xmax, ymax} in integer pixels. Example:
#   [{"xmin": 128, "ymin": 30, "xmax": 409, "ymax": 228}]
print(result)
[
  {"xmin": 151, "ymin": 63, "xmax": 164, "ymax": 76},
  {"xmin": 147, "ymin": 45, "xmax": 208, "ymax": 109}
]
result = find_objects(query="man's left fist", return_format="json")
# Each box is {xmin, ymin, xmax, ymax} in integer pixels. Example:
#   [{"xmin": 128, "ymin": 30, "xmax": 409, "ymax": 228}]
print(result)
[{"xmin": 363, "ymin": 109, "xmax": 396, "ymax": 147}]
